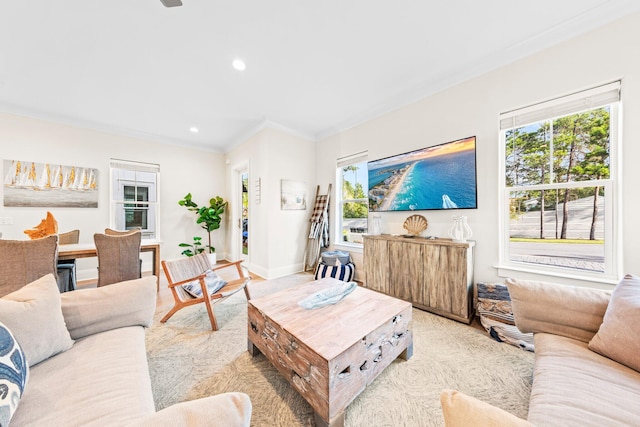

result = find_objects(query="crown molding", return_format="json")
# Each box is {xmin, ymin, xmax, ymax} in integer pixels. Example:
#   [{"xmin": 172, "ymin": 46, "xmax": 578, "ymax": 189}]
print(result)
[
  {"xmin": 0, "ymin": 102, "xmax": 224, "ymax": 153},
  {"xmin": 225, "ymin": 118, "xmax": 316, "ymax": 153},
  {"xmin": 316, "ymin": 3, "xmax": 640, "ymax": 142}
]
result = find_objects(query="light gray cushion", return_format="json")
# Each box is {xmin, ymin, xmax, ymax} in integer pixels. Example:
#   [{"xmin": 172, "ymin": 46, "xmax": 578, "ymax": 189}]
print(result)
[
  {"xmin": 11, "ymin": 326, "xmax": 155, "ymax": 426},
  {"xmin": 506, "ymin": 277, "xmax": 610, "ymax": 343},
  {"xmin": 0, "ymin": 274, "xmax": 73, "ymax": 366},
  {"xmin": 181, "ymin": 270, "xmax": 227, "ymax": 298},
  {"xmin": 61, "ymin": 276, "xmax": 157, "ymax": 340},
  {"xmin": 0, "ymin": 320, "xmax": 29, "ymax": 426},
  {"xmin": 588, "ymin": 274, "xmax": 640, "ymax": 372},
  {"xmin": 528, "ymin": 333, "xmax": 640, "ymax": 426}
]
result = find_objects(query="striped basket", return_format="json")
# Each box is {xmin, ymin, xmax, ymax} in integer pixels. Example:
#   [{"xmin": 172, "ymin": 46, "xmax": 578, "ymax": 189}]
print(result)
[
  {"xmin": 477, "ymin": 282, "xmax": 534, "ymax": 352},
  {"xmin": 314, "ymin": 262, "xmax": 355, "ymax": 282}
]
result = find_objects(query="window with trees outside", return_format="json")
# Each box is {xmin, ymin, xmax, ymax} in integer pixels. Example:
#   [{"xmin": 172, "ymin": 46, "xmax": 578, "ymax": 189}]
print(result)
[
  {"xmin": 336, "ymin": 152, "xmax": 368, "ymax": 245},
  {"xmin": 499, "ymin": 82, "xmax": 621, "ymax": 281},
  {"xmin": 110, "ymin": 159, "xmax": 159, "ymax": 240}
]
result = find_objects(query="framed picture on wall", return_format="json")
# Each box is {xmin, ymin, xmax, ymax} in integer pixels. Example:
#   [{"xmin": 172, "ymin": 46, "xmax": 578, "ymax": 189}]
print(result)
[
  {"xmin": 281, "ymin": 179, "xmax": 306, "ymax": 210},
  {"xmin": 3, "ymin": 159, "xmax": 99, "ymax": 208}
]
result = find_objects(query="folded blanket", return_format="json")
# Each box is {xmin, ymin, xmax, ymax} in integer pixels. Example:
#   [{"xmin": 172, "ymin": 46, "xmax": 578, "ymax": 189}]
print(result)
[{"xmin": 298, "ymin": 281, "xmax": 358, "ymax": 309}]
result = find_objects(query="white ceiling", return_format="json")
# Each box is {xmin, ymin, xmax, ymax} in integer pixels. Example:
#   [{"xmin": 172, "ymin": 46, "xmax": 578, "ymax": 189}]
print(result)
[{"xmin": 1, "ymin": 1, "xmax": 639, "ymax": 152}]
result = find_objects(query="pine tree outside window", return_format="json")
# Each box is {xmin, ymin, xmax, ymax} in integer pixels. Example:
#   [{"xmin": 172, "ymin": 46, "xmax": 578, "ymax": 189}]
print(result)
[
  {"xmin": 499, "ymin": 82, "xmax": 621, "ymax": 282},
  {"xmin": 336, "ymin": 152, "xmax": 368, "ymax": 245}
]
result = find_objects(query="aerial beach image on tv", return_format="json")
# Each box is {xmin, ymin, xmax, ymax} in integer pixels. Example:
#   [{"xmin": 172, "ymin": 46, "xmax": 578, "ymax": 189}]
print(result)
[{"xmin": 368, "ymin": 136, "xmax": 477, "ymax": 212}]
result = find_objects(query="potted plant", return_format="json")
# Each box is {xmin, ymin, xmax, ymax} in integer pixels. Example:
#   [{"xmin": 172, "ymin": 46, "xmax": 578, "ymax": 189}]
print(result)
[
  {"xmin": 178, "ymin": 193, "xmax": 228, "ymax": 264},
  {"xmin": 178, "ymin": 236, "xmax": 205, "ymax": 257}
]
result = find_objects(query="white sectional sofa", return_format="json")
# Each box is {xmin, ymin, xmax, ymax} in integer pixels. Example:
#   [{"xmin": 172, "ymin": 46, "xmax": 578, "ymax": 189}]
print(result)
[
  {"xmin": 441, "ymin": 274, "xmax": 640, "ymax": 427},
  {"xmin": 0, "ymin": 274, "xmax": 251, "ymax": 426}
]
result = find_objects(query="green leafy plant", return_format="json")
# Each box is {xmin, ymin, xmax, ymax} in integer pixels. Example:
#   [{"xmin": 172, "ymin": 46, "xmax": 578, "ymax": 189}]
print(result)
[
  {"xmin": 178, "ymin": 193, "xmax": 228, "ymax": 255},
  {"xmin": 178, "ymin": 236, "xmax": 205, "ymax": 257}
]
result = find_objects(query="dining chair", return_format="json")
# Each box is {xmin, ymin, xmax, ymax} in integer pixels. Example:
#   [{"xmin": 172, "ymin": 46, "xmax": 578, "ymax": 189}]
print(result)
[
  {"xmin": 94, "ymin": 230, "xmax": 142, "ymax": 287},
  {"xmin": 104, "ymin": 227, "xmax": 142, "ymax": 236},
  {"xmin": 0, "ymin": 235, "xmax": 59, "ymax": 296},
  {"xmin": 161, "ymin": 253, "xmax": 251, "ymax": 331},
  {"xmin": 57, "ymin": 229, "xmax": 80, "ymax": 292},
  {"xmin": 104, "ymin": 228, "xmax": 143, "ymax": 272},
  {"xmin": 58, "ymin": 229, "xmax": 80, "ymax": 244}
]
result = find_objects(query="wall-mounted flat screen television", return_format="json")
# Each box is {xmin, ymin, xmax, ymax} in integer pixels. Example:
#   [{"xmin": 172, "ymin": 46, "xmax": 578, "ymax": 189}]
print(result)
[{"xmin": 368, "ymin": 136, "xmax": 477, "ymax": 212}]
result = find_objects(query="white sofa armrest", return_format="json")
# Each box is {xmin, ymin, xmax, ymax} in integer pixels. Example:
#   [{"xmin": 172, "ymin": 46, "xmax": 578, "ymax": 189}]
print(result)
[
  {"xmin": 60, "ymin": 276, "xmax": 157, "ymax": 339},
  {"xmin": 127, "ymin": 393, "xmax": 252, "ymax": 427}
]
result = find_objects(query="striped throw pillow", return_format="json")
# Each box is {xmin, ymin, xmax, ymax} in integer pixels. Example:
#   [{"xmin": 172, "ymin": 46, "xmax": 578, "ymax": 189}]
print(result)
[{"xmin": 314, "ymin": 262, "xmax": 355, "ymax": 282}]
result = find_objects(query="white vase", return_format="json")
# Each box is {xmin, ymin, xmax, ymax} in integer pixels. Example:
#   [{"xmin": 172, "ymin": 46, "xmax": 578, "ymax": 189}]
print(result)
[
  {"xmin": 448, "ymin": 215, "xmax": 472, "ymax": 243},
  {"xmin": 370, "ymin": 214, "xmax": 382, "ymax": 235},
  {"xmin": 207, "ymin": 253, "xmax": 217, "ymax": 266}
]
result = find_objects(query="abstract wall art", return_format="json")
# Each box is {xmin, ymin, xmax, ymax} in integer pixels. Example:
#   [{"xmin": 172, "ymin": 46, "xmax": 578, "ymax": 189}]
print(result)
[{"xmin": 3, "ymin": 159, "xmax": 99, "ymax": 208}]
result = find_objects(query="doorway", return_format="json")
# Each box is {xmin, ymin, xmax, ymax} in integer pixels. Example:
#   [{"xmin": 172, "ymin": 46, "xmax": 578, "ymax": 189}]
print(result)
[{"xmin": 240, "ymin": 171, "xmax": 249, "ymax": 262}]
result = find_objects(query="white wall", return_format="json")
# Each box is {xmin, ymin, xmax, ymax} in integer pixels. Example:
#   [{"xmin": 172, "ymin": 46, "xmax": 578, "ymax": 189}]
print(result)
[
  {"xmin": 3, "ymin": 12, "xmax": 639, "ymax": 287},
  {"xmin": 316, "ymin": 12, "xmax": 640, "ymax": 289},
  {"xmin": 0, "ymin": 113, "xmax": 226, "ymax": 280},
  {"xmin": 226, "ymin": 127, "xmax": 316, "ymax": 279}
]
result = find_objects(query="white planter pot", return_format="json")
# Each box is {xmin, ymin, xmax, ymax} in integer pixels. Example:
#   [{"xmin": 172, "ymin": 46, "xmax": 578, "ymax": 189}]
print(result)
[{"xmin": 207, "ymin": 253, "xmax": 217, "ymax": 266}]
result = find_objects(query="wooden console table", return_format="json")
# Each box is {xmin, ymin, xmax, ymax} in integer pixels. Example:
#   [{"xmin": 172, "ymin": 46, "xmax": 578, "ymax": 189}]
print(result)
[{"xmin": 363, "ymin": 234, "xmax": 475, "ymax": 324}]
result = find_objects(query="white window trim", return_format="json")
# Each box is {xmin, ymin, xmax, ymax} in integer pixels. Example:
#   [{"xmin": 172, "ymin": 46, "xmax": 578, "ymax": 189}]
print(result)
[
  {"xmin": 497, "ymin": 82, "xmax": 622, "ymax": 283},
  {"xmin": 109, "ymin": 159, "xmax": 161, "ymax": 241},
  {"xmin": 335, "ymin": 151, "xmax": 368, "ymax": 247}
]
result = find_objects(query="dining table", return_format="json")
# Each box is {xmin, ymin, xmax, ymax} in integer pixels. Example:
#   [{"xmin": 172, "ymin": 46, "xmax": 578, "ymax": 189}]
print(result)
[{"xmin": 58, "ymin": 240, "xmax": 161, "ymax": 288}]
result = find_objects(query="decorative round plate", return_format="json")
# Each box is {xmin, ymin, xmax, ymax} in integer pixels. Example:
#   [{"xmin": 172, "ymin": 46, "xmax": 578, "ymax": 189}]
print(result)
[{"xmin": 403, "ymin": 214, "xmax": 428, "ymax": 235}]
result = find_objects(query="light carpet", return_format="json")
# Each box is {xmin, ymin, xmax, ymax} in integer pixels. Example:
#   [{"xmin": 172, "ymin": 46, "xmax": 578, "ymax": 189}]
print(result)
[{"xmin": 145, "ymin": 273, "xmax": 534, "ymax": 427}]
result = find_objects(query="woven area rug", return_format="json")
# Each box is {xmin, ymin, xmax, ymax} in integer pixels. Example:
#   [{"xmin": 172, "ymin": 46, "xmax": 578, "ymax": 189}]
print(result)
[{"xmin": 146, "ymin": 273, "xmax": 534, "ymax": 427}]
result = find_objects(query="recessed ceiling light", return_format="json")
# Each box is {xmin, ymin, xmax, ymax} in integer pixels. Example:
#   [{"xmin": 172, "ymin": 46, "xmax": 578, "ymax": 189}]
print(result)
[
  {"xmin": 190, "ymin": 127, "xmax": 199, "ymax": 133},
  {"xmin": 232, "ymin": 59, "xmax": 246, "ymax": 71}
]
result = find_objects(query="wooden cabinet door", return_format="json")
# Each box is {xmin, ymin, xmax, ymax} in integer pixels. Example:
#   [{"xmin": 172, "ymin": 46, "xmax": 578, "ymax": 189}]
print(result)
[
  {"xmin": 447, "ymin": 246, "xmax": 470, "ymax": 319},
  {"xmin": 423, "ymin": 244, "xmax": 449, "ymax": 313},
  {"xmin": 389, "ymin": 241, "xmax": 423, "ymax": 303},
  {"xmin": 363, "ymin": 237, "xmax": 389, "ymax": 294},
  {"xmin": 423, "ymin": 244, "xmax": 470, "ymax": 321}
]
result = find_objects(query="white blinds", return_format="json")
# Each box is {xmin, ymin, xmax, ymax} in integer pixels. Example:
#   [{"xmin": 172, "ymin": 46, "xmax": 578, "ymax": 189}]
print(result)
[
  {"xmin": 110, "ymin": 159, "xmax": 160, "ymax": 173},
  {"xmin": 336, "ymin": 151, "xmax": 368, "ymax": 168},
  {"xmin": 499, "ymin": 81, "xmax": 621, "ymax": 130}
]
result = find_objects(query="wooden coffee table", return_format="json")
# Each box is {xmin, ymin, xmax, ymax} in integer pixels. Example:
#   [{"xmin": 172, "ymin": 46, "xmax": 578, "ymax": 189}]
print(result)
[{"xmin": 247, "ymin": 278, "xmax": 413, "ymax": 427}]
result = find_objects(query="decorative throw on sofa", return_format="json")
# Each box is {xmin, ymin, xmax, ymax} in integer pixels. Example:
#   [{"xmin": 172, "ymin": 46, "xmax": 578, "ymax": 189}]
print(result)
[
  {"xmin": 477, "ymin": 282, "xmax": 534, "ymax": 352},
  {"xmin": 0, "ymin": 320, "xmax": 28, "ymax": 426}
]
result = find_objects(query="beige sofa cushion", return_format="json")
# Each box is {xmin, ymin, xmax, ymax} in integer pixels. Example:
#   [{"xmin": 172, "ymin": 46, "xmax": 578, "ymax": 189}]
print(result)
[
  {"xmin": 0, "ymin": 274, "xmax": 73, "ymax": 366},
  {"xmin": 440, "ymin": 389, "xmax": 533, "ymax": 427},
  {"xmin": 506, "ymin": 278, "xmax": 610, "ymax": 343},
  {"xmin": 528, "ymin": 333, "xmax": 640, "ymax": 426},
  {"xmin": 128, "ymin": 392, "xmax": 252, "ymax": 427},
  {"xmin": 589, "ymin": 274, "xmax": 640, "ymax": 372},
  {"xmin": 61, "ymin": 276, "xmax": 157, "ymax": 340},
  {"xmin": 11, "ymin": 326, "xmax": 155, "ymax": 426}
]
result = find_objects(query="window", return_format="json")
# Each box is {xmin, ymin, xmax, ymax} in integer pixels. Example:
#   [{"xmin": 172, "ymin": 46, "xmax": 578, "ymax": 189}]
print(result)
[
  {"xmin": 336, "ymin": 152, "xmax": 368, "ymax": 245},
  {"xmin": 110, "ymin": 159, "xmax": 159, "ymax": 239},
  {"xmin": 499, "ymin": 82, "xmax": 621, "ymax": 281}
]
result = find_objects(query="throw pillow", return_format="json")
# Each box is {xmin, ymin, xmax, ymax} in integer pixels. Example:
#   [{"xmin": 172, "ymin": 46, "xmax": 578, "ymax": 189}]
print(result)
[
  {"xmin": 440, "ymin": 389, "xmax": 533, "ymax": 427},
  {"xmin": 182, "ymin": 270, "xmax": 227, "ymax": 298},
  {"xmin": 0, "ymin": 274, "xmax": 74, "ymax": 366},
  {"xmin": 588, "ymin": 274, "xmax": 640, "ymax": 372},
  {"xmin": 314, "ymin": 262, "xmax": 355, "ymax": 282},
  {"xmin": 0, "ymin": 321, "xmax": 28, "ymax": 427}
]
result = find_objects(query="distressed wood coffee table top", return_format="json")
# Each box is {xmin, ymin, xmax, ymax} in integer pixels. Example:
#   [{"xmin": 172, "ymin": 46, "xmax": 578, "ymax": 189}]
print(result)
[{"xmin": 248, "ymin": 277, "xmax": 413, "ymax": 427}]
